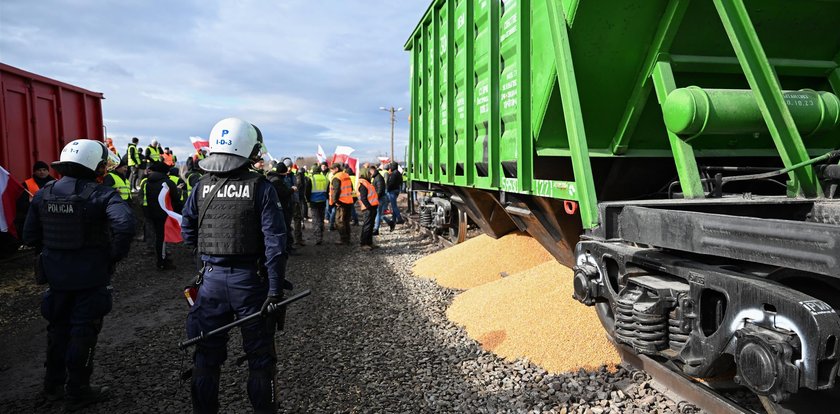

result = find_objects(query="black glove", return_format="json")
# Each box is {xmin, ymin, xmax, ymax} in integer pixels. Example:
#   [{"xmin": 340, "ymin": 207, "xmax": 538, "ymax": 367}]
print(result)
[{"xmin": 260, "ymin": 295, "xmax": 283, "ymax": 316}]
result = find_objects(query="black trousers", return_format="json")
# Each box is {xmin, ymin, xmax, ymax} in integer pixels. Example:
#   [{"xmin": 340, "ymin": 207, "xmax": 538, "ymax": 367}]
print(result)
[
  {"xmin": 360, "ymin": 208, "xmax": 375, "ymax": 246},
  {"xmin": 148, "ymin": 215, "xmax": 166, "ymax": 266},
  {"xmin": 41, "ymin": 286, "xmax": 112, "ymax": 394}
]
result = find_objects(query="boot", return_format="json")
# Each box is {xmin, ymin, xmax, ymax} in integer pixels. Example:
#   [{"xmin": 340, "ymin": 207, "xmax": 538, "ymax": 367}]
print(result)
[
  {"xmin": 35, "ymin": 383, "xmax": 65, "ymax": 407},
  {"xmin": 64, "ymin": 385, "xmax": 109, "ymax": 412}
]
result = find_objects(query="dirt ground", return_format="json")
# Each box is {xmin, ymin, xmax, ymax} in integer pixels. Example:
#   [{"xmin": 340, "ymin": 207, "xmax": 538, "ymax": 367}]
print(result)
[{"xmin": 0, "ymin": 207, "xmax": 446, "ymax": 413}]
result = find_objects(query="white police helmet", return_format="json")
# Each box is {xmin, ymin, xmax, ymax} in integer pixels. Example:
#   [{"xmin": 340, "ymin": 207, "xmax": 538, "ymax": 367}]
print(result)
[
  {"xmin": 53, "ymin": 139, "xmax": 119, "ymax": 174},
  {"xmin": 199, "ymin": 117, "xmax": 261, "ymax": 173}
]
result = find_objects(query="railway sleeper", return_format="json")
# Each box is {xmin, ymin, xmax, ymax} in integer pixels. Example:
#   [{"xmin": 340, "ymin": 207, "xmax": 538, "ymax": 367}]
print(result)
[{"xmin": 573, "ymin": 240, "xmax": 840, "ymax": 403}]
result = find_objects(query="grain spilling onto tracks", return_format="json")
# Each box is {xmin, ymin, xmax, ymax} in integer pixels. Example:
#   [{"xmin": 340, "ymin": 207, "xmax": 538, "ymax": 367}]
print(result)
[
  {"xmin": 411, "ymin": 232, "xmax": 554, "ymax": 290},
  {"xmin": 447, "ymin": 260, "xmax": 621, "ymax": 373}
]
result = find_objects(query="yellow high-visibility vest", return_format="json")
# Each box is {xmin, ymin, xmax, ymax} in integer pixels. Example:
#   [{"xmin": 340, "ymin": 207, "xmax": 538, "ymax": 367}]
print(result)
[{"xmin": 108, "ymin": 172, "xmax": 131, "ymax": 201}]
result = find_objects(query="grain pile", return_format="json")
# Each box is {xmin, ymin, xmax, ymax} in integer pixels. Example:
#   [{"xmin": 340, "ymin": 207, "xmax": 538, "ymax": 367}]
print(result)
[
  {"xmin": 411, "ymin": 232, "xmax": 554, "ymax": 290},
  {"xmin": 447, "ymin": 260, "xmax": 621, "ymax": 373}
]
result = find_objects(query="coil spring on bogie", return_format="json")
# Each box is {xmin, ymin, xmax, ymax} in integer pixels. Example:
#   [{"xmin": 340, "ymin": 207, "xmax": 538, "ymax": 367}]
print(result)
[
  {"xmin": 632, "ymin": 310, "xmax": 668, "ymax": 353},
  {"xmin": 419, "ymin": 207, "xmax": 434, "ymax": 227},
  {"xmin": 668, "ymin": 309, "xmax": 689, "ymax": 352},
  {"xmin": 613, "ymin": 286, "xmax": 669, "ymax": 354},
  {"xmin": 614, "ymin": 295, "xmax": 637, "ymax": 346}
]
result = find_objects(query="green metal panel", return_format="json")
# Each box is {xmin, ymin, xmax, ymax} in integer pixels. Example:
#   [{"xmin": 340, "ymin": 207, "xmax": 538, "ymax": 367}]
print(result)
[
  {"xmin": 419, "ymin": 29, "xmax": 429, "ymax": 182},
  {"xmin": 652, "ymin": 60, "xmax": 705, "ymax": 198},
  {"xmin": 408, "ymin": 45, "xmax": 416, "ymax": 180},
  {"xmin": 497, "ymin": 0, "xmax": 533, "ymax": 192},
  {"xmin": 472, "ymin": 0, "xmax": 500, "ymax": 190},
  {"xmin": 545, "ymin": 0, "xmax": 598, "ymax": 228},
  {"xmin": 452, "ymin": 0, "xmax": 469, "ymax": 186},
  {"xmin": 609, "ymin": 0, "xmax": 689, "ymax": 155},
  {"xmin": 405, "ymin": 0, "xmax": 840, "ymax": 228},
  {"xmin": 433, "ymin": 3, "xmax": 448, "ymax": 184},
  {"xmin": 425, "ymin": 22, "xmax": 440, "ymax": 183},
  {"xmin": 713, "ymin": 0, "xmax": 821, "ymax": 197}
]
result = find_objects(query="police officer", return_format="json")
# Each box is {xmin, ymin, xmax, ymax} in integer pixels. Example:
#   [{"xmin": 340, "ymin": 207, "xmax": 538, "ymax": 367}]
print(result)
[
  {"xmin": 23, "ymin": 139, "xmax": 135, "ymax": 411},
  {"xmin": 181, "ymin": 118, "xmax": 288, "ymax": 413}
]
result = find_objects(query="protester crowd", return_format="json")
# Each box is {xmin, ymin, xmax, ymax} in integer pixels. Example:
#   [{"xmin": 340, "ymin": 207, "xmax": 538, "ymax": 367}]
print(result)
[{"xmin": 2, "ymin": 120, "xmax": 406, "ymax": 413}]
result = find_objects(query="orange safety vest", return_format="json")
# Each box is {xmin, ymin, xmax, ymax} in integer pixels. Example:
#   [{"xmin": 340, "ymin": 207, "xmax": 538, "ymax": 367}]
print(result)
[
  {"xmin": 357, "ymin": 178, "xmax": 379, "ymax": 210},
  {"xmin": 162, "ymin": 153, "xmax": 175, "ymax": 166},
  {"xmin": 23, "ymin": 178, "xmax": 40, "ymax": 199},
  {"xmin": 330, "ymin": 171, "xmax": 354, "ymax": 206}
]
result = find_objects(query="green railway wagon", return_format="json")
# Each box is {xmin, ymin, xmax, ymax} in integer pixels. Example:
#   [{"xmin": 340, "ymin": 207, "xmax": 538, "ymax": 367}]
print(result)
[{"xmin": 404, "ymin": 0, "xmax": 840, "ymax": 409}]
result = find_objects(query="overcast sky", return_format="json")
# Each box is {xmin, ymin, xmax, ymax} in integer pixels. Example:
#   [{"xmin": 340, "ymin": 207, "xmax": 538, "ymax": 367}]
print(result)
[{"xmin": 0, "ymin": 0, "xmax": 428, "ymax": 162}]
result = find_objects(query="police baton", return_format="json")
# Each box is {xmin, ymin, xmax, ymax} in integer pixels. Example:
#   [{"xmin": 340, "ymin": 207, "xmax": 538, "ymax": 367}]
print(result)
[{"xmin": 178, "ymin": 289, "xmax": 311, "ymax": 350}]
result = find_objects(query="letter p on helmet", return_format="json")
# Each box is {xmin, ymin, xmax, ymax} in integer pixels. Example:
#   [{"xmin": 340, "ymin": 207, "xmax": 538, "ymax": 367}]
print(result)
[{"xmin": 221, "ymin": 129, "xmax": 229, "ymax": 137}]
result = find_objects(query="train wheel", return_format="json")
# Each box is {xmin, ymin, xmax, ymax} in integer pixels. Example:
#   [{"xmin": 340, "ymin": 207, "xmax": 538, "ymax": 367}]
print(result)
[
  {"xmin": 594, "ymin": 300, "xmax": 617, "ymax": 341},
  {"xmin": 448, "ymin": 206, "xmax": 468, "ymax": 244}
]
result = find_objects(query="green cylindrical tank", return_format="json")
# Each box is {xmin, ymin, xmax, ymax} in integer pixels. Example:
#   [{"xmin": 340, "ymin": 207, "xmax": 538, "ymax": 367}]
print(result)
[{"xmin": 663, "ymin": 87, "xmax": 840, "ymax": 139}]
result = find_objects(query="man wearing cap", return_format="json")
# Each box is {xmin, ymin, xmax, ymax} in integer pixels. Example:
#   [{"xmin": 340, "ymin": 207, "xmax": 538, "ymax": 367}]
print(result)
[
  {"xmin": 329, "ymin": 163, "xmax": 354, "ymax": 245},
  {"xmin": 307, "ymin": 162, "xmax": 330, "ymax": 245},
  {"xmin": 138, "ymin": 161, "xmax": 181, "ymax": 270},
  {"xmin": 162, "ymin": 147, "xmax": 176, "ymax": 167},
  {"xmin": 23, "ymin": 161, "xmax": 56, "ymax": 200},
  {"xmin": 126, "ymin": 137, "xmax": 142, "ymax": 191},
  {"xmin": 102, "ymin": 157, "xmax": 131, "ymax": 203},
  {"xmin": 266, "ymin": 162, "xmax": 295, "ymax": 254},
  {"xmin": 145, "ymin": 139, "xmax": 163, "ymax": 164}
]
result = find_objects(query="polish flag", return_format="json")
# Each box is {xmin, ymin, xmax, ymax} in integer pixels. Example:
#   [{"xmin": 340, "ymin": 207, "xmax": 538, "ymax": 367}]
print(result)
[
  {"xmin": 190, "ymin": 136, "xmax": 210, "ymax": 151},
  {"xmin": 0, "ymin": 166, "xmax": 25, "ymax": 238},
  {"xmin": 158, "ymin": 185, "xmax": 183, "ymax": 243},
  {"xmin": 334, "ymin": 145, "xmax": 355, "ymax": 156},
  {"xmin": 316, "ymin": 145, "xmax": 327, "ymax": 163},
  {"xmin": 331, "ymin": 153, "xmax": 349, "ymax": 166},
  {"xmin": 330, "ymin": 145, "xmax": 356, "ymax": 166}
]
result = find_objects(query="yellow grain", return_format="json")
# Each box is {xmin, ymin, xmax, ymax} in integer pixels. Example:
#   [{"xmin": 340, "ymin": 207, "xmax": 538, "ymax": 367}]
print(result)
[
  {"xmin": 447, "ymin": 260, "xmax": 621, "ymax": 373},
  {"xmin": 412, "ymin": 232, "xmax": 554, "ymax": 290}
]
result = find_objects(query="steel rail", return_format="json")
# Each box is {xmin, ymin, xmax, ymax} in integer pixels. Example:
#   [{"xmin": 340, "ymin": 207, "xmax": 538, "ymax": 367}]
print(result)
[
  {"xmin": 405, "ymin": 214, "xmax": 454, "ymax": 248},
  {"xmin": 616, "ymin": 343, "xmax": 758, "ymax": 414}
]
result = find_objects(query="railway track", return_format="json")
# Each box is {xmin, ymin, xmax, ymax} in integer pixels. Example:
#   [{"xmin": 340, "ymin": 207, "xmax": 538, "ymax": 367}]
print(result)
[
  {"xmin": 616, "ymin": 344, "xmax": 761, "ymax": 414},
  {"xmin": 405, "ymin": 214, "xmax": 455, "ymax": 248}
]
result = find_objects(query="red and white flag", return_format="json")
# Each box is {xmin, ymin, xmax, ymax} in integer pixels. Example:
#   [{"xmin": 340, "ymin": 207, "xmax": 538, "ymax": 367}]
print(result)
[
  {"xmin": 190, "ymin": 136, "xmax": 210, "ymax": 151},
  {"xmin": 158, "ymin": 185, "xmax": 183, "ymax": 243},
  {"xmin": 316, "ymin": 145, "xmax": 327, "ymax": 163},
  {"xmin": 0, "ymin": 166, "xmax": 25, "ymax": 238},
  {"xmin": 335, "ymin": 145, "xmax": 355, "ymax": 155},
  {"xmin": 330, "ymin": 145, "xmax": 356, "ymax": 166}
]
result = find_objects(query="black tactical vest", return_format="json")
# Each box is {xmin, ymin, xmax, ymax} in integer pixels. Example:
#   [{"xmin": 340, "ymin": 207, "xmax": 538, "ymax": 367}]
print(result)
[
  {"xmin": 196, "ymin": 172, "xmax": 263, "ymax": 256},
  {"xmin": 39, "ymin": 181, "xmax": 110, "ymax": 250}
]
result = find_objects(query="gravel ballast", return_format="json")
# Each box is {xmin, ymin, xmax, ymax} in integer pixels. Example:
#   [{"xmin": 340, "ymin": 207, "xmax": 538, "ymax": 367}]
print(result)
[{"xmin": 0, "ymin": 218, "xmax": 678, "ymax": 413}]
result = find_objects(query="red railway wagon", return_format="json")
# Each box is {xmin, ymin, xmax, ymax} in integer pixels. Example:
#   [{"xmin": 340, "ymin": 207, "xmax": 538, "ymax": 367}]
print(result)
[{"xmin": 0, "ymin": 62, "xmax": 105, "ymax": 182}]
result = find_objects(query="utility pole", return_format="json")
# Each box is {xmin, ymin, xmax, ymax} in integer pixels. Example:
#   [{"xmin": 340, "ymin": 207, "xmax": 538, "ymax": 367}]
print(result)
[{"xmin": 380, "ymin": 106, "xmax": 403, "ymax": 162}]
